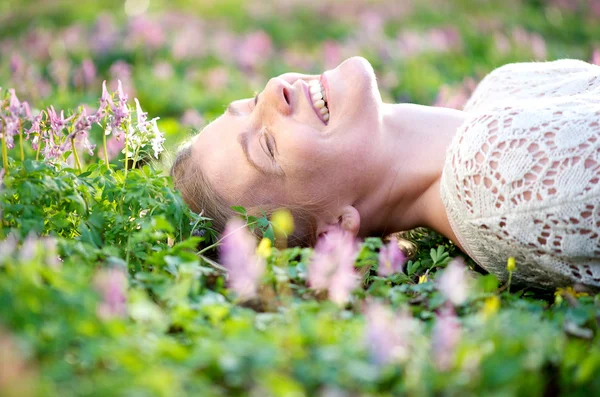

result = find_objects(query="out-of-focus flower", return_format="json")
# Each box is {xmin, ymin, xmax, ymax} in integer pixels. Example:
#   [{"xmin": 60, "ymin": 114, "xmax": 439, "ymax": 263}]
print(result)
[
  {"xmin": 48, "ymin": 57, "xmax": 71, "ymax": 91},
  {"xmin": 256, "ymin": 238, "xmax": 272, "ymax": 259},
  {"xmin": 219, "ymin": 218, "xmax": 265, "ymax": 300},
  {"xmin": 202, "ymin": 67, "xmax": 230, "ymax": 92},
  {"xmin": 434, "ymin": 77, "xmax": 477, "ymax": 110},
  {"xmin": 506, "ymin": 257, "xmax": 516, "ymax": 272},
  {"xmin": 437, "ymin": 257, "xmax": 469, "ymax": 306},
  {"xmin": 0, "ymin": 327, "xmax": 37, "ymax": 397},
  {"xmin": 0, "ymin": 234, "xmax": 18, "ymax": 261},
  {"xmin": 591, "ymin": 49, "xmax": 600, "ymax": 66},
  {"xmin": 104, "ymin": 135, "xmax": 125, "ymax": 161},
  {"xmin": 308, "ymin": 229, "xmax": 359, "ymax": 305},
  {"xmin": 555, "ymin": 286, "xmax": 588, "ymax": 299},
  {"xmin": 9, "ymin": 54, "xmax": 24, "ymax": 76},
  {"xmin": 153, "ymin": 62, "xmax": 174, "ymax": 80},
  {"xmin": 127, "ymin": 15, "xmax": 165, "ymax": 50},
  {"xmin": 481, "ymin": 295, "xmax": 500, "ymax": 318},
  {"xmin": 271, "ymin": 208, "xmax": 295, "ymax": 237},
  {"xmin": 512, "ymin": 27, "xmax": 546, "ymax": 60},
  {"xmin": 418, "ymin": 274, "xmax": 428, "ymax": 284},
  {"xmin": 180, "ymin": 109, "xmax": 205, "ymax": 129},
  {"xmin": 93, "ymin": 267, "xmax": 128, "ymax": 319},
  {"xmin": 364, "ymin": 301, "xmax": 413, "ymax": 365},
  {"xmin": 378, "ymin": 237, "xmax": 407, "ymax": 277},
  {"xmin": 431, "ymin": 307, "xmax": 461, "ymax": 371},
  {"xmin": 237, "ymin": 30, "xmax": 273, "ymax": 70},
  {"xmin": 322, "ymin": 41, "xmax": 343, "ymax": 70},
  {"xmin": 73, "ymin": 58, "xmax": 97, "ymax": 90}
]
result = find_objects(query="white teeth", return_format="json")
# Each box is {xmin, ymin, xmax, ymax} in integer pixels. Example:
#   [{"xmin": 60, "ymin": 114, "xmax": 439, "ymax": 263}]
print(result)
[{"xmin": 309, "ymin": 78, "xmax": 329, "ymax": 124}]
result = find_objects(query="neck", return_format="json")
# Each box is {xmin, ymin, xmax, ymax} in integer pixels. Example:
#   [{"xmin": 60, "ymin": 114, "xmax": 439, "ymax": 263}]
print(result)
[{"xmin": 357, "ymin": 103, "xmax": 467, "ymax": 243}]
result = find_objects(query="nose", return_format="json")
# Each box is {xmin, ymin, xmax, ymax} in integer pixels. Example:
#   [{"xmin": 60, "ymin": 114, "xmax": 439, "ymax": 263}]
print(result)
[{"xmin": 261, "ymin": 77, "xmax": 292, "ymax": 115}]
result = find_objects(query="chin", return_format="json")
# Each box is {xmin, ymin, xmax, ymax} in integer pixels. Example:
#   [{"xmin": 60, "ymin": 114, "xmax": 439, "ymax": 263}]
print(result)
[{"xmin": 327, "ymin": 56, "xmax": 381, "ymax": 126}]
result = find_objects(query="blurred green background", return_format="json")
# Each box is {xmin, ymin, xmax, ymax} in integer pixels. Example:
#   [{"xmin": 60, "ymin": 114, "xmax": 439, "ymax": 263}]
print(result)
[{"xmin": 1, "ymin": 0, "xmax": 599, "ymax": 160}]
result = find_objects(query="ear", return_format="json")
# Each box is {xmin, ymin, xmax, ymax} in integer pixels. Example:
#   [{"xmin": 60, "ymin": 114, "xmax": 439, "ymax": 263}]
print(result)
[{"xmin": 316, "ymin": 205, "xmax": 361, "ymax": 239}]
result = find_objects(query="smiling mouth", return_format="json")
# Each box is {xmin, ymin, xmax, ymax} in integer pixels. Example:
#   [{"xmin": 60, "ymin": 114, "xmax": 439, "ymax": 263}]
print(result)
[{"xmin": 308, "ymin": 78, "xmax": 329, "ymax": 125}]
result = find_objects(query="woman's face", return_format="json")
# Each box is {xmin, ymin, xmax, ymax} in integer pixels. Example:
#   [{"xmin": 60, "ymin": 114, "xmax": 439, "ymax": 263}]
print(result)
[{"xmin": 192, "ymin": 56, "xmax": 382, "ymax": 218}]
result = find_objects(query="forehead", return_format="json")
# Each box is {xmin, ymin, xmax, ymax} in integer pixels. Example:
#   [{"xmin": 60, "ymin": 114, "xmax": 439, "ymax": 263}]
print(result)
[{"xmin": 191, "ymin": 110, "xmax": 260, "ymax": 203}]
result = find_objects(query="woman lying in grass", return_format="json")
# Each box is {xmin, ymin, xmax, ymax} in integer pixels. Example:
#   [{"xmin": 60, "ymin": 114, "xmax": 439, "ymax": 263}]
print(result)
[{"xmin": 171, "ymin": 56, "xmax": 600, "ymax": 290}]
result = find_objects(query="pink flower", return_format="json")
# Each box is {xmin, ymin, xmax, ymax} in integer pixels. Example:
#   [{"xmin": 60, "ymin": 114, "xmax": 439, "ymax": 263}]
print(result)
[
  {"xmin": 592, "ymin": 49, "xmax": 600, "ymax": 66},
  {"xmin": 236, "ymin": 30, "xmax": 273, "ymax": 70},
  {"xmin": 180, "ymin": 109, "xmax": 205, "ymax": 129},
  {"xmin": 431, "ymin": 307, "xmax": 461, "ymax": 371},
  {"xmin": 219, "ymin": 218, "xmax": 265, "ymax": 300},
  {"xmin": 364, "ymin": 301, "xmax": 413, "ymax": 365},
  {"xmin": 378, "ymin": 237, "xmax": 407, "ymax": 277},
  {"xmin": 437, "ymin": 257, "xmax": 469, "ymax": 306},
  {"xmin": 308, "ymin": 229, "xmax": 359, "ymax": 305},
  {"xmin": 93, "ymin": 268, "xmax": 128, "ymax": 319}
]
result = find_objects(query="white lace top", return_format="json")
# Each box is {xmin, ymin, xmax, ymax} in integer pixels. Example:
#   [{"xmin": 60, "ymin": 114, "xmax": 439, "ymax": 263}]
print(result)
[{"xmin": 440, "ymin": 59, "xmax": 600, "ymax": 289}]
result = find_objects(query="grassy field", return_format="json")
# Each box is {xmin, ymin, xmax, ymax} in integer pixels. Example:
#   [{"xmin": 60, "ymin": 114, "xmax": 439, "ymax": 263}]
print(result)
[{"xmin": 0, "ymin": 1, "xmax": 599, "ymax": 396}]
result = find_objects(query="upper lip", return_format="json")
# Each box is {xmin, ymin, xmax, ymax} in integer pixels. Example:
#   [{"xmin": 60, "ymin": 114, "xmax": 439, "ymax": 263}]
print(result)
[{"xmin": 303, "ymin": 80, "xmax": 327, "ymax": 126}]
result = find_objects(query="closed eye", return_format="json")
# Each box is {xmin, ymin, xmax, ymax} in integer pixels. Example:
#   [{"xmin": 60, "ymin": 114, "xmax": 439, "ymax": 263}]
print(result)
[{"xmin": 260, "ymin": 129, "xmax": 276, "ymax": 159}]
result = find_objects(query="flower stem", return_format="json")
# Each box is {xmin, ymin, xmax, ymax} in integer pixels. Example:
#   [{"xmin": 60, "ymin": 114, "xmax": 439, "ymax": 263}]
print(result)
[
  {"xmin": 507, "ymin": 271, "xmax": 513, "ymax": 294},
  {"xmin": 71, "ymin": 138, "xmax": 82, "ymax": 173},
  {"xmin": 103, "ymin": 132, "xmax": 110, "ymax": 171},
  {"xmin": 18, "ymin": 121, "xmax": 24, "ymax": 162},
  {"xmin": 35, "ymin": 135, "xmax": 41, "ymax": 161},
  {"xmin": 124, "ymin": 128, "xmax": 129, "ymax": 177},
  {"xmin": 1, "ymin": 120, "xmax": 8, "ymax": 172}
]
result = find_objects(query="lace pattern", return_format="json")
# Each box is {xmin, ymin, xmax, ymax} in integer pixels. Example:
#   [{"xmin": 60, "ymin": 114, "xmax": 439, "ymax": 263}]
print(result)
[{"xmin": 441, "ymin": 59, "xmax": 600, "ymax": 288}]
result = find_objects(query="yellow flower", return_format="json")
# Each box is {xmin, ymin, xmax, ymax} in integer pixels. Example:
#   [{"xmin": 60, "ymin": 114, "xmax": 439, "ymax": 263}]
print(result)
[
  {"xmin": 418, "ymin": 274, "xmax": 428, "ymax": 284},
  {"xmin": 506, "ymin": 257, "xmax": 516, "ymax": 272},
  {"xmin": 271, "ymin": 209, "xmax": 295, "ymax": 236},
  {"xmin": 555, "ymin": 286, "xmax": 588, "ymax": 299},
  {"xmin": 256, "ymin": 238, "xmax": 272, "ymax": 258},
  {"xmin": 481, "ymin": 296, "xmax": 500, "ymax": 318}
]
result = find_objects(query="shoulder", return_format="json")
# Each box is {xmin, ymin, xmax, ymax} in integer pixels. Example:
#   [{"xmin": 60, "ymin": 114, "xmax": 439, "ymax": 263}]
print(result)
[
  {"xmin": 488, "ymin": 59, "xmax": 597, "ymax": 75},
  {"xmin": 464, "ymin": 59, "xmax": 600, "ymax": 113}
]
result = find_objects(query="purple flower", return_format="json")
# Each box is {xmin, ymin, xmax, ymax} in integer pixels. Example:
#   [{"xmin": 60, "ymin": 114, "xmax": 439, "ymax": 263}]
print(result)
[
  {"xmin": 1, "ymin": 115, "xmax": 19, "ymax": 149},
  {"xmin": 93, "ymin": 267, "xmax": 128, "ymax": 319},
  {"xmin": 61, "ymin": 108, "xmax": 95, "ymax": 156},
  {"xmin": 73, "ymin": 58, "xmax": 97, "ymax": 89},
  {"xmin": 431, "ymin": 307, "xmax": 461, "ymax": 371},
  {"xmin": 364, "ymin": 301, "xmax": 413, "ymax": 365},
  {"xmin": 9, "ymin": 54, "xmax": 24, "ymax": 76},
  {"xmin": 308, "ymin": 229, "xmax": 359, "ymax": 305},
  {"xmin": 46, "ymin": 106, "xmax": 73, "ymax": 136},
  {"xmin": 219, "ymin": 218, "xmax": 265, "ymax": 300},
  {"xmin": 180, "ymin": 109, "xmax": 205, "ymax": 129},
  {"xmin": 236, "ymin": 30, "xmax": 273, "ymax": 70},
  {"xmin": 8, "ymin": 89, "xmax": 21, "ymax": 115},
  {"xmin": 378, "ymin": 237, "xmax": 407, "ymax": 277},
  {"xmin": 90, "ymin": 80, "xmax": 113, "ymax": 126},
  {"xmin": 437, "ymin": 257, "xmax": 469, "ymax": 306},
  {"xmin": 25, "ymin": 113, "xmax": 42, "ymax": 142}
]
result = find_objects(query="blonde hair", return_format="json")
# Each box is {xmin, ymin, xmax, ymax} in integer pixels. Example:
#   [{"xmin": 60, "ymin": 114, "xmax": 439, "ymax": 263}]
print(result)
[{"xmin": 170, "ymin": 141, "xmax": 317, "ymax": 246}]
